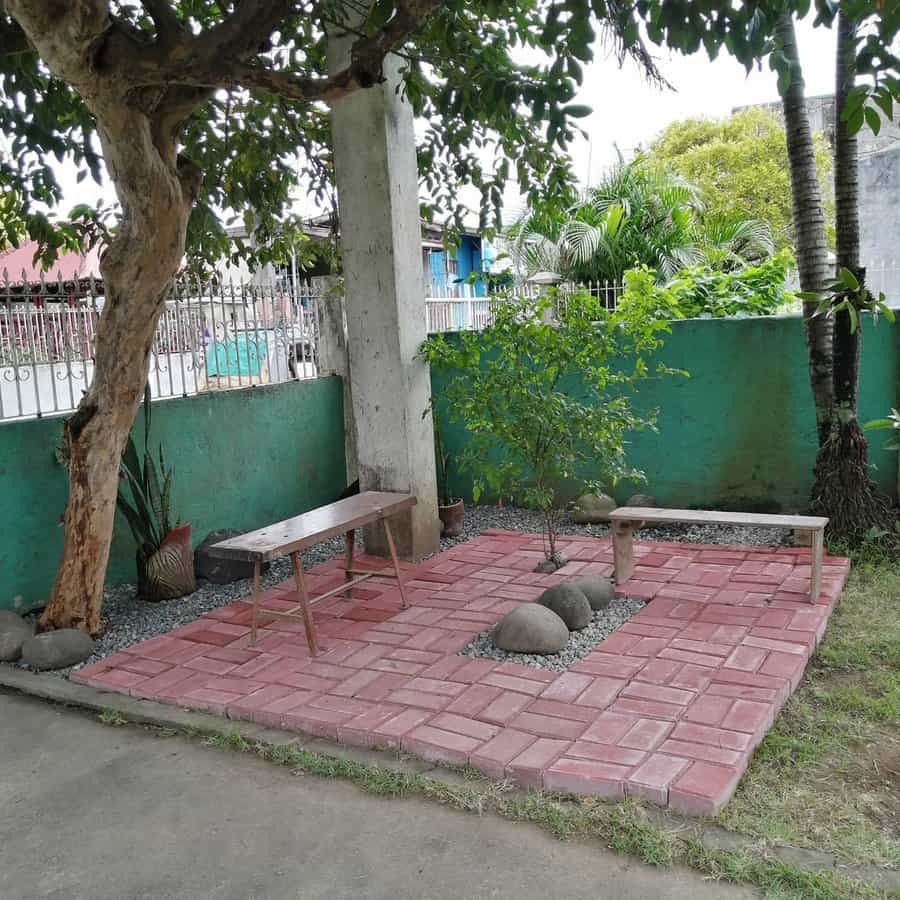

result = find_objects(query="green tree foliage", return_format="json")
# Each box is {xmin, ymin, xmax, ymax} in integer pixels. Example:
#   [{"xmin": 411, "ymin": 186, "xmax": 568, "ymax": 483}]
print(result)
[
  {"xmin": 420, "ymin": 289, "xmax": 674, "ymax": 564},
  {"xmin": 505, "ymin": 156, "xmax": 774, "ymax": 284},
  {"xmin": 0, "ymin": 0, "xmax": 684, "ymax": 263},
  {"xmin": 645, "ymin": 107, "xmax": 833, "ymax": 251},
  {"xmin": 623, "ymin": 248, "xmax": 797, "ymax": 320}
]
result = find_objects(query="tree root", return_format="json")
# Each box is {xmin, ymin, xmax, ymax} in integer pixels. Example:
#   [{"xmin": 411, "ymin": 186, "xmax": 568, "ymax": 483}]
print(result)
[{"xmin": 810, "ymin": 420, "xmax": 896, "ymax": 538}]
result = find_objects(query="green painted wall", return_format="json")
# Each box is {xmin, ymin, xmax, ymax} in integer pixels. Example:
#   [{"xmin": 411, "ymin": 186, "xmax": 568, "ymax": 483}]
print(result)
[
  {"xmin": 0, "ymin": 377, "xmax": 347, "ymax": 613},
  {"xmin": 2, "ymin": 316, "xmax": 897, "ymax": 613},
  {"xmin": 432, "ymin": 315, "xmax": 900, "ymax": 512}
]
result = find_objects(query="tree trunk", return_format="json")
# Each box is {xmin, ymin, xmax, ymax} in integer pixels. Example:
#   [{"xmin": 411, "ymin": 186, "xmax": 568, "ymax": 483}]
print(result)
[
  {"xmin": 775, "ymin": 13, "xmax": 833, "ymax": 446},
  {"xmin": 809, "ymin": 10, "xmax": 892, "ymax": 534},
  {"xmin": 40, "ymin": 109, "xmax": 199, "ymax": 633}
]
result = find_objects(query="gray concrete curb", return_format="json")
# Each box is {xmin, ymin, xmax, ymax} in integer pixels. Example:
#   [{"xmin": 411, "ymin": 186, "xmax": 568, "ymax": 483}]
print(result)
[{"xmin": 2, "ymin": 664, "xmax": 896, "ymax": 894}]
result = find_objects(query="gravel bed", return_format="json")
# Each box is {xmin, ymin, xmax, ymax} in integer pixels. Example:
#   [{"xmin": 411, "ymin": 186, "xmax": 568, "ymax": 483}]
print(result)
[
  {"xmin": 30, "ymin": 534, "xmax": 353, "ymax": 678},
  {"xmin": 20, "ymin": 504, "xmax": 790, "ymax": 679},
  {"xmin": 439, "ymin": 504, "xmax": 793, "ymax": 551},
  {"xmin": 460, "ymin": 597, "xmax": 645, "ymax": 673}
]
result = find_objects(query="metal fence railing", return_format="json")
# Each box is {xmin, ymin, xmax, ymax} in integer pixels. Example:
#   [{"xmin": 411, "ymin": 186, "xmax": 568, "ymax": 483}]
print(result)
[{"xmin": 0, "ymin": 273, "xmax": 322, "ymax": 422}]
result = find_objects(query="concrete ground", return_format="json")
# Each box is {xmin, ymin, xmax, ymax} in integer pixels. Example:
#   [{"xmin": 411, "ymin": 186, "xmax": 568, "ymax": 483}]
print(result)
[{"xmin": 0, "ymin": 691, "xmax": 757, "ymax": 900}]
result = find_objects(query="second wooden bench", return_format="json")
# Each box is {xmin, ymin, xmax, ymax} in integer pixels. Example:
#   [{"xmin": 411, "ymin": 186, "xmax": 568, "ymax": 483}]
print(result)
[{"xmin": 608, "ymin": 507, "xmax": 828, "ymax": 603}]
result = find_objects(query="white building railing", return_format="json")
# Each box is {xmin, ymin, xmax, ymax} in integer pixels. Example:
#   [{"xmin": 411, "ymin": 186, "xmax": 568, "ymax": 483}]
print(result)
[
  {"xmin": 425, "ymin": 279, "xmax": 624, "ymax": 333},
  {"xmin": 0, "ymin": 273, "xmax": 322, "ymax": 423}
]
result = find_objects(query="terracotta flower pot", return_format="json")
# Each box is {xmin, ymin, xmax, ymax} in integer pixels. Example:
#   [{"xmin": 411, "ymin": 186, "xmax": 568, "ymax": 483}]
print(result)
[
  {"xmin": 438, "ymin": 499, "xmax": 465, "ymax": 537},
  {"xmin": 139, "ymin": 523, "xmax": 196, "ymax": 602}
]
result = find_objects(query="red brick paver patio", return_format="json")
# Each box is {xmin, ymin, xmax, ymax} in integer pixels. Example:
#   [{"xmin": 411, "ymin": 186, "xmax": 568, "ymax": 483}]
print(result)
[{"xmin": 74, "ymin": 531, "xmax": 849, "ymax": 815}]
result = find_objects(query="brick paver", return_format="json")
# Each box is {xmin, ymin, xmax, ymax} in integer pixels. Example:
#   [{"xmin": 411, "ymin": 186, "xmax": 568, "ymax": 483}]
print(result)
[{"xmin": 74, "ymin": 531, "xmax": 848, "ymax": 815}]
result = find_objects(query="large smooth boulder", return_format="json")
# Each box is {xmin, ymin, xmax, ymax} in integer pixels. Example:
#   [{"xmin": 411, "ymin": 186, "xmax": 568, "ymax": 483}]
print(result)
[
  {"xmin": 572, "ymin": 493, "xmax": 616, "ymax": 524},
  {"xmin": 493, "ymin": 604, "xmax": 569, "ymax": 654},
  {"xmin": 537, "ymin": 582, "xmax": 592, "ymax": 630},
  {"xmin": 195, "ymin": 529, "xmax": 270, "ymax": 584},
  {"xmin": 570, "ymin": 575, "xmax": 614, "ymax": 611},
  {"xmin": 0, "ymin": 611, "xmax": 35, "ymax": 662},
  {"xmin": 21, "ymin": 629, "xmax": 94, "ymax": 671}
]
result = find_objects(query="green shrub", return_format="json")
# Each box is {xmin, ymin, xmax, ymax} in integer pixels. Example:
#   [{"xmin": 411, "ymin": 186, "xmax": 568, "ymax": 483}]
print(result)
[{"xmin": 623, "ymin": 249, "xmax": 796, "ymax": 319}]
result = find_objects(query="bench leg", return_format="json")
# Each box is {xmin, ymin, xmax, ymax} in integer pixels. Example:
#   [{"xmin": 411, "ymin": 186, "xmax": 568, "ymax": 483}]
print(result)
[
  {"xmin": 250, "ymin": 560, "xmax": 261, "ymax": 646},
  {"xmin": 382, "ymin": 517, "xmax": 409, "ymax": 609},
  {"xmin": 290, "ymin": 551, "xmax": 321, "ymax": 656},
  {"xmin": 613, "ymin": 520, "xmax": 635, "ymax": 585},
  {"xmin": 810, "ymin": 529, "xmax": 824, "ymax": 603},
  {"xmin": 344, "ymin": 529, "xmax": 356, "ymax": 599}
]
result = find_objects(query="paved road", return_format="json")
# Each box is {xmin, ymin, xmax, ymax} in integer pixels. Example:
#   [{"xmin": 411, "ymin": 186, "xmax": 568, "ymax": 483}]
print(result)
[{"xmin": 0, "ymin": 690, "xmax": 756, "ymax": 900}]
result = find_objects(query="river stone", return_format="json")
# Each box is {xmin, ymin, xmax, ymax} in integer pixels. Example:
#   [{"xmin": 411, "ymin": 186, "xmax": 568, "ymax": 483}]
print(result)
[
  {"xmin": 493, "ymin": 604, "xmax": 569, "ymax": 654},
  {"xmin": 21, "ymin": 629, "xmax": 95, "ymax": 670},
  {"xmin": 626, "ymin": 493, "xmax": 659, "ymax": 508},
  {"xmin": 537, "ymin": 582, "xmax": 592, "ymax": 630},
  {"xmin": 572, "ymin": 493, "xmax": 616, "ymax": 524},
  {"xmin": 0, "ymin": 611, "xmax": 34, "ymax": 662},
  {"xmin": 570, "ymin": 575, "xmax": 615, "ymax": 611},
  {"xmin": 195, "ymin": 529, "xmax": 270, "ymax": 584}
]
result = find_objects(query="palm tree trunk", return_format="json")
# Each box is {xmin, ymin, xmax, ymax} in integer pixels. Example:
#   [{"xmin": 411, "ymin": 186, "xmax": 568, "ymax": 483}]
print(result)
[
  {"xmin": 774, "ymin": 12, "xmax": 833, "ymax": 447},
  {"xmin": 809, "ymin": 10, "xmax": 891, "ymax": 534}
]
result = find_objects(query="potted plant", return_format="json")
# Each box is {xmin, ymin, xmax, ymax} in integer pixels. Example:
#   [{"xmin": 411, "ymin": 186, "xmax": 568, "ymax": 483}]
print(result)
[
  {"xmin": 117, "ymin": 386, "xmax": 196, "ymax": 601},
  {"xmin": 434, "ymin": 417, "xmax": 464, "ymax": 537}
]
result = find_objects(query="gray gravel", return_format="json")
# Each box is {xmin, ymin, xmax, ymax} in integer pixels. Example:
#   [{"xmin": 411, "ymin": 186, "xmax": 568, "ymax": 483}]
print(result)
[
  {"xmin": 21, "ymin": 504, "xmax": 790, "ymax": 678},
  {"xmin": 439, "ymin": 504, "xmax": 793, "ymax": 550},
  {"xmin": 461, "ymin": 597, "xmax": 645, "ymax": 673}
]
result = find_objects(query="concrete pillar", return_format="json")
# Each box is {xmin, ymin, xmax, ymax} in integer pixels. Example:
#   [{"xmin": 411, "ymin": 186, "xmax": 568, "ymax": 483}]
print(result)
[
  {"xmin": 328, "ymin": 39, "xmax": 440, "ymax": 559},
  {"xmin": 311, "ymin": 276, "xmax": 358, "ymax": 486}
]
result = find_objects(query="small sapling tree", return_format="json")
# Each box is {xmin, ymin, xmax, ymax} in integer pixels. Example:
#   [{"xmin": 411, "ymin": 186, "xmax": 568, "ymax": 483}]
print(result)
[{"xmin": 421, "ymin": 287, "xmax": 677, "ymax": 570}]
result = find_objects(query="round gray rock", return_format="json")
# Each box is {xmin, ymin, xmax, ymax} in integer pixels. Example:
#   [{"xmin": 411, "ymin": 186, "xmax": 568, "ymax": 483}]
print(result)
[
  {"xmin": 626, "ymin": 493, "xmax": 659, "ymax": 508},
  {"xmin": 493, "ymin": 604, "xmax": 569, "ymax": 654},
  {"xmin": 21, "ymin": 629, "xmax": 95, "ymax": 671},
  {"xmin": 0, "ymin": 610, "xmax": 34, "ymax": 662},
  {"xmin": 195, "ymin": 529, "xmax": 271, "ymax": 584},
  {"xmin": 572, "ymin": 493, "xmax": 616, "ymax": 524},
  {"xmin": 537, "ymin": 582, "xmax": 592, "ymax": 630},
  {"xmin": 569, "ymin": 575, "xmax": 615, "ymax": 611}
]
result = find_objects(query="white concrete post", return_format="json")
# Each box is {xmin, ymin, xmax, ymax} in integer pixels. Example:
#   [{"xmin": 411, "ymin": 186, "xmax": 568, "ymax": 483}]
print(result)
[
  {"xmin": 311, "ymin": 276, "xmax": 358, "ymax": 486},
  {"xmin": 328, "ymin": 37, "xmax": 440, "ymax": 559}
]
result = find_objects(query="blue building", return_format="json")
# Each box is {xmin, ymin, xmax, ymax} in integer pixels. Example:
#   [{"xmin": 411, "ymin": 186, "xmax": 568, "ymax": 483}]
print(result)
[{"xmin": 421, "ymin": 222, "xmax": 492, "ymax": 298}]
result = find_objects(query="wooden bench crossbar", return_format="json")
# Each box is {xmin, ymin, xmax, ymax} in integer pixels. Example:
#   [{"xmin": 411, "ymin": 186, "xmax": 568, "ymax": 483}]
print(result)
[
  {"xmin": 209, "ymin": 491, "xmax": 417, "ymax": 655},
  {"xmin": 608, "ymin": 506, "xmax": 828, "ymax": 603}
]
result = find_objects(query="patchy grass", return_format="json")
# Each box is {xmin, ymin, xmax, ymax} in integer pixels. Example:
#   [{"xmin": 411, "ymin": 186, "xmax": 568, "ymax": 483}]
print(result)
[
  {"xmin": 98, "ymin": 707, "xmax": 127, "ymax": 727},
  {"xmin": 720, "ymin": 547, "xmax": 900, "ymax": 870},
  {"xmin": 191, "ymin": 729, "xmax": 885, "ymax": 899}
]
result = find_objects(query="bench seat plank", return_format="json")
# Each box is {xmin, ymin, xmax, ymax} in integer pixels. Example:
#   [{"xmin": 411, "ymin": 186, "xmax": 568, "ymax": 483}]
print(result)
[
  {"xmin": 609, "ymin": 507, "xmax": 828, "ymax": 530},
  {"xmin": 610, "ymin": 506, "xmax": 827, "ymax": 603},
  {"xmin": 208, "ymin": 491, "xmax": 416, "ymax": 562}
]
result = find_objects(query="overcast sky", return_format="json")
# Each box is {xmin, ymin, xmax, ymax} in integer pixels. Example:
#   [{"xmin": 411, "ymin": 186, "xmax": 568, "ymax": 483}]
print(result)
[{"xmin": 52, "ymin": 17, "xmax": 837, "ymax": 223}]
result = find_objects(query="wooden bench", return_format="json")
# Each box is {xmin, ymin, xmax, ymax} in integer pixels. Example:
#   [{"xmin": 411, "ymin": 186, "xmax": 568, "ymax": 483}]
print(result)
[
  {"xmin": 608, "ymin": 507, "xmax": 829, "ymax": 603},
  {"xmin": 209, "ymin": 491, "xmax": 417, "ymax": 655}
]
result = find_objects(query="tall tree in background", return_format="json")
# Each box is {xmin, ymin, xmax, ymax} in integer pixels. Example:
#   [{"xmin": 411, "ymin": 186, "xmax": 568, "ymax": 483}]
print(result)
[{"xmin": 646, "ymin": 107, "xmax": 833, "ymax": 252}]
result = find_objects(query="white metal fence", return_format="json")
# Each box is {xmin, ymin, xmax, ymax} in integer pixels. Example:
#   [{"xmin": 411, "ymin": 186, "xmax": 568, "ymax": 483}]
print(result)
[
  {"xmin": 0, "ymin": 273, "xmax": 321, "ymax": 422},
  {"xmin": 424, "ymin": 279, "xmax": 624, "ymax": 333}
]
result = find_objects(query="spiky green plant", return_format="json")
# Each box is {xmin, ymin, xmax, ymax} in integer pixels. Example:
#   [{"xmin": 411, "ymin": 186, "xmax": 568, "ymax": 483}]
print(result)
[{"xmin": 116, "ymin": 385, "xmax": 177, "ymax": 562}]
